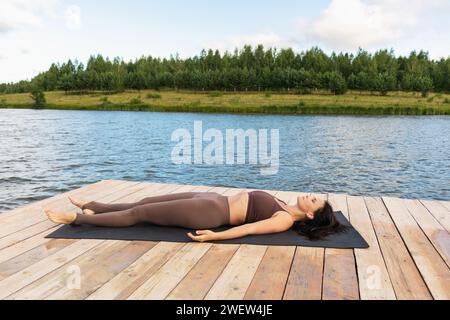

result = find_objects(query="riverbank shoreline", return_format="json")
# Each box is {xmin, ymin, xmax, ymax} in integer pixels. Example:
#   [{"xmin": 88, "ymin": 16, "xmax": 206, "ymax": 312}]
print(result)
[
  {"xmin": 1, "ymin": 90, "xmax": 450, "ymax": 115},
  {"xmin": 2, "ymin": 103, "xmax": 450, "ymax": 115}
]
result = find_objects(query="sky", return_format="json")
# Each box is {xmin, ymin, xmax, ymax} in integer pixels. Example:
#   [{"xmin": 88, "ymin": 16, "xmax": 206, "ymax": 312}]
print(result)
[{"xmin": 0, "ymin": 0, "xmax": 449, "ymax": 83}]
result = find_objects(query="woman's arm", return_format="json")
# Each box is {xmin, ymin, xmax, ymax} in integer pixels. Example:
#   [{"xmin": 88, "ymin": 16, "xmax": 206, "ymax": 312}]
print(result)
[{"xmin": 188, "ymin": 211, "xmax": 294, "ymax": 242}]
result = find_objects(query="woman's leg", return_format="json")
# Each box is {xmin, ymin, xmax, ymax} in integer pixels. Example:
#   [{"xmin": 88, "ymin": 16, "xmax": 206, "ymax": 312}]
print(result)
[
  {"xmin": 81, "ymin": 192, "xmax": 202, "ymax": 214},
  {"xmin": 74, "ymin": 196, "xmax": 230, "ymax": 229}
]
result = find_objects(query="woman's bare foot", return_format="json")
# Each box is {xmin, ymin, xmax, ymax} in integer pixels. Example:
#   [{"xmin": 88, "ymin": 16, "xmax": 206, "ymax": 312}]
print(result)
[
  {"xmin": 69, "ymin": 196, "xmax": 96, "ymax": 215},
  {"xmin": 45, "ymin": 209, "xmax": 77, "ymax": 225}
]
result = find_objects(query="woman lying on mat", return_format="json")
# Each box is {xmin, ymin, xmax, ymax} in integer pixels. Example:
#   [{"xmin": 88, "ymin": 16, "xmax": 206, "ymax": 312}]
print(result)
[{"xmin": 45, "ymin": 191, "xmax": 348, "ymax": 242}]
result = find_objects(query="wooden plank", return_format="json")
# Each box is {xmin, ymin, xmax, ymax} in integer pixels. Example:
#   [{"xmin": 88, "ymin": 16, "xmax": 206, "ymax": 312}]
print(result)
[
  {"xmin": 0, "ymin": 181, "xmax": 151, "ymax": 264},
  {"xmin": 7, "ymin": 183, "xmax": 190, "ymax": 299},
  {"xmin": 365, "ymin": 197, "xmax": 432, "ymax": 300},
  {"xmin": 283, "ymin": 247, "xmax": 324, "ymax": 300},
  {"xmin": 4, "ymin": 182, "xmax": 236, "ymax": 300},
  {"xmin": 282, "ymin": 191, "xmax": 326, "ymax": 300},
  {"xmin": 0, "ymin": 181, "xmax": 145, "ymax": 246},
  {"xmin": 0, "ymin": 180, "xmax": 160, "ymax": 298},
  {"xmin": 125, "ymin": 186, "xmax": 236, "ymax": 300},
  {"xmin": 164, "ymin": 187, "xmax": 244, "ymax": 300},
  {"xmin": 0, "ymin": 180, "xmax": 137, "ymax": 239},
  {"xmin": 0, "ymin": 180, "xmax": 109, "ymax": 218},
  {"xmin": 439, "ymin": 201, "xmax": 450, "ymax": 212},
  {"xmin": 166, "ymin": 244, "xmax": 240, "ymax": 300},
  {"xmin": 0, "ymin": 239, "xmax": 76, "ymax": 281},
  {"xmin": 0, "ymin": 227, "xmax": 61, "ymax": 264},
  {"xmin": 7, "ymin": 240, "xmax": 118, "ymax": 299},
  {"xmin": 323, "ymin": 249, "xmax": 359, "ymax": 300},
  {"xmin": 322, "ymin": 193, "xmax": 359, "ymax": 300},
  {"xmin": 403, "ymin": 199, "xmax": 450, "ymax": 267},
  {"xmin": 420, "ymin": 200, "xmax": 450, "ymax": 232},
  {"xmin": 383, "ymin": 196, "xmax": 450, "ymax": 300},
  {"xmin": 1, "ymin": 181, "xmax": 447, "ymax": 301},
  {"xmin": 0, "ymin": 221, "xmax": 57, "ymax": 251},
  {"xmin": 243, "ymin": 191, "xmax": 297, "ymax": 300},
  {"xmin": 0, "ymin": 180, "xmax": 138, "ymax": 250},
  {"xmin": 0, "ymin": 239, "xmax": 102, "ymax": 299},
  {"xmin": 85, "ymin": 184, "xmax": 213, "ymax": 300},
  {"xmin": 347, "ymin": 195, "xmax": 396, "ymax": 300},
  {"xmin": 128, "ymin": 243, "xmax": 213, "ymax": 300},
  {"xmin": 0, "ymin": 180, "xmax": 120, "ymax": 225},
  {"xmin": 46, "ymin": 241, "xmax": 152, "ymax": 300},
  {"xmin": 86, "ymin": 242, "xmax": 186, "ymax": 300},
  {"xmin": 202, "ymin": 188, "xmax": 277, "ymax": 300},
  {"xmin": 244, "ymin": 246, "xmax": 296, "ymax": 300},
  {"xmin": 204, "ymin": 244, "xmax": 267, "ymax": 300}
]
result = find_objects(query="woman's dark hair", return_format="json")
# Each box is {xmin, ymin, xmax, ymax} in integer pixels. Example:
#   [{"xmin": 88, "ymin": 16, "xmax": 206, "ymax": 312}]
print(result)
[{"xmin": 293, "ymin": 201, "xmax": 349, "ymax": 240}]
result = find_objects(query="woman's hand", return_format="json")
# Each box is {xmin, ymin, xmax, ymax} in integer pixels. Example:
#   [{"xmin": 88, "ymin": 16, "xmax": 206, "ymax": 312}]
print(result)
[{"xmin": 187, "ymin": 230, "xmax": 217, "ymax": 242}]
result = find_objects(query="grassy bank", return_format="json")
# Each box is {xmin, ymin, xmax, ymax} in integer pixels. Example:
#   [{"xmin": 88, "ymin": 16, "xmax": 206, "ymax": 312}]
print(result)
[{"xmin": 1, "ymin": 90, "xmax": 450, "ymax": 115}]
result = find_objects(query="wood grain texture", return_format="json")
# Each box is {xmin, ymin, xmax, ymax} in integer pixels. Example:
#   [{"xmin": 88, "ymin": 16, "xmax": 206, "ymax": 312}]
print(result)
[
  {"xmin": 283, "ymin": 246, "xmax": 324, "ymax": 300},
  {"xmin": 365, "ymin": 196, "xmax": 432, "ymax": 300},
  {"xmin": 347, "ymin": 195, "xmax": 396, "ymax": 300},
  {"xmin": 420, "ymin": 200, "xmax": 450, "ymax": 232},
  {"xmin": 204, "ymin": 244, "xmax": 267, "ymax": 300},
  {"xmin": 403, "ymin": 199, "xmax": 450, "ymax": 267},
  {"xmin": 383, "ymin": 196, "xmax": 450, "ymax": 300},
  {"xmin": 0, "ymin": 181, "xmax": 447, "ymax": 300},
  {"xmin": 323, "ymin": 193, "xmax": 359, "ymax": 300}
]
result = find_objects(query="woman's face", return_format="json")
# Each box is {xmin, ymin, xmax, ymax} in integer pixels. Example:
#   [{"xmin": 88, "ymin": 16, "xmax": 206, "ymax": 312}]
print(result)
[{"xmin": 298, "ymin": 194, "xmax": 326, "ymax": 219}]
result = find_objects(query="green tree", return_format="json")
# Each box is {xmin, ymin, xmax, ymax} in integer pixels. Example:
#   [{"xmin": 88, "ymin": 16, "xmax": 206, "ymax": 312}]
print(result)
[
  {"xmin": 374, "ymin": 72, "xmax": 397, "ymax": 96},
  {"xmin": 416, "ymin": 76, "xmax": 433, "ymax": 97},
  {"xmin": 328, "ymin": 71, "xmax": 347, "ymax": 95},
  {"xmin": 30, "ymin": 90, "xmax": 46, "ymax": 109},
  {"xmin": 1, "ymin": 44, "xmax": 448, "ymax": 95},
  {"xmin": 354, "ymin": 71, "xmax": 370, "ymax": 92}
]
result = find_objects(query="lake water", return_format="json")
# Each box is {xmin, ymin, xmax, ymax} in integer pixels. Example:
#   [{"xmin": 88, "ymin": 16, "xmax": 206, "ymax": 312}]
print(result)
[{"xmin": 1, "ymin": 109, "xmax": 449, "ymax": 212}]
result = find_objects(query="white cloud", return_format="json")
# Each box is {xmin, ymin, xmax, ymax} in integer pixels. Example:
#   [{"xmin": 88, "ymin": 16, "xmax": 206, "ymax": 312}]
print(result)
[
  {"xmin": 65, "ymin": 5, "xmax": 81, "ymax": 30},
  {"xmin": 20, "ymin": 48, "xmax": 31, "ymax": 55},
  {"xmin": 0, "ymin": 1, "xmax": 85, "ymax": 83},
  {"xmin": 302, "ymin": 0, "xmax": 448, "ymax": 51},
  {"xmin": 202, "ymin": 32, "xmax": 293, "ymax": 52},
  {"xmin": 0, "ymin": 0, "xmax": 59, "ymax": 33}
]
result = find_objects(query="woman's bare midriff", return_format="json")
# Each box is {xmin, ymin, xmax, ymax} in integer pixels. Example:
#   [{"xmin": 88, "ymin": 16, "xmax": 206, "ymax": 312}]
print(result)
[
  {"xmin": 227, "ymin": 191, "xmax": 249, "ymax": 226},
  {"xmin": 226, "ymin": 191, "xmax": 291, "ymax": 226}
]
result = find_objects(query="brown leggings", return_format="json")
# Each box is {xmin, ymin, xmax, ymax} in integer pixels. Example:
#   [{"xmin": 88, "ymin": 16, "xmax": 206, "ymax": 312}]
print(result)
[{"xmin": 74, "ymin": 192, "xmax": 230, "ymax": 229}]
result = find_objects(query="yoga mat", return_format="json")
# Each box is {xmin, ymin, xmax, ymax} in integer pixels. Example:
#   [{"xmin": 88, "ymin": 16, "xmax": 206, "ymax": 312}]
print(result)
[{"xmin": 46, "ymin": 211, "xmax": 369, "ymax": 249}]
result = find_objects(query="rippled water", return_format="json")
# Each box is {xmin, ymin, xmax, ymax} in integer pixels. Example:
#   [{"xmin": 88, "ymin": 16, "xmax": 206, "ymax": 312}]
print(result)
[{"xmin": 0, "ymin": 109, "xmax": 449, "ymax": 212}]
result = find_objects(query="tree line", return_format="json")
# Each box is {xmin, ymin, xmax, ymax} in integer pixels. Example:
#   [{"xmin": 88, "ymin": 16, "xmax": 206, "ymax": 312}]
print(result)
[{"xmin": 1, "ymin": 46, "xmax": 449, "ymax": 96}]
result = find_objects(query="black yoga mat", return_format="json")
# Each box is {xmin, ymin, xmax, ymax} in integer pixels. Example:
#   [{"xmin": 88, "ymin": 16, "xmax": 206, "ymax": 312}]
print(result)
[{"xmin": 46, "ymin": 211, "xmax": 368, "ymax": 249}]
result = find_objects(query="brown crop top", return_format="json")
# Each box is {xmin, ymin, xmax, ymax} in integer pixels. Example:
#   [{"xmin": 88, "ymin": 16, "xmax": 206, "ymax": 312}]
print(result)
[{"xmin": 245, "ymin": 191, "xmax": 288, "ymax": 223}]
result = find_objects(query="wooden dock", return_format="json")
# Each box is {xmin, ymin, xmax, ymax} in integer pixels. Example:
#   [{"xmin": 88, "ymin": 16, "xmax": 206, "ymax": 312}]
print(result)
[{"xmin": 0, "ymin": 180, "xmax": 448, "ymax": 300}]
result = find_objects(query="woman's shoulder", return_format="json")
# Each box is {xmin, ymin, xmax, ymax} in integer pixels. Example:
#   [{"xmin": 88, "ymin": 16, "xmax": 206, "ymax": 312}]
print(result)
[{"xmin": 269, "ymin": 211, "xmax": 295, "ymax": 228}]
